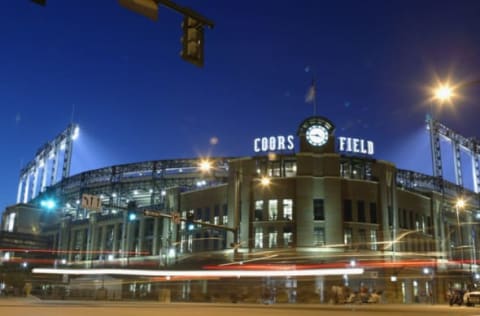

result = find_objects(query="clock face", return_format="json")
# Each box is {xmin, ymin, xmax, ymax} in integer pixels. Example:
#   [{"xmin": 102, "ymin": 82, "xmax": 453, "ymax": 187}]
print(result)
[{"xmin": 306, "ymin": 125, "xmax": 329, "ymax": 146}]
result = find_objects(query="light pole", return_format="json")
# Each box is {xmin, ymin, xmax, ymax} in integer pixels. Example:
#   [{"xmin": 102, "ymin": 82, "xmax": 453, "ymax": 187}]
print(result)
[{"xmin": 455, "ymin": 198, "xmax": 466, "ymax": 284}]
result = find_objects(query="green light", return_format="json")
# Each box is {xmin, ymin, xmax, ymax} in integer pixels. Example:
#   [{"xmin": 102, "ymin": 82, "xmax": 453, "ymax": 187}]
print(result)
[{"xmin": 40, "ymin": 199, "xmax": 56, "ymax": 210}]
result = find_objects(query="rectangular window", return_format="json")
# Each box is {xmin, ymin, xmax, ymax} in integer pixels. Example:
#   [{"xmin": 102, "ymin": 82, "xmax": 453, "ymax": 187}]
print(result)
[
  {"xmin": 284, "ymin": 161, "xmax": 297, "ymax": 177},
  {"xmin": 370, "ymin": 202, "xmax": 377, "ymax": 224},
  {"xmin": 255, "ymin": 227, "xmax": 263, "ymax": 248},
  {"xmin": 358, "ymin": 201, "xmax": 365, "ymax": 222},
  {"xmin": 223, "ymin": 204, "xmax": 228, "ymax": 225},
  {"xmin": 204, "ymin": 207, "xmax": 210, "ymax": 222},
  {"xmin": 196, "ymin": 208, "xmax": 202, "ymax": 221},
  {"xmin": 344, "ymin": 227, "xmax": 352, "ymax": 246},
  {"xmin": 255, "ymin": 200, "xmax": 264, "ymax": 221},
  {"xmin": 283, "ymin": 199, "xmax": 293, "ymax": 220},
  {"xmin": 268, "ymin": 228, "xmax": 278, "ymax": 248},
  {"xmin": 370, "ymin": 229, "xmax": 377, "ymax": 250},
  {"xmin": 313, "ymin": 227, "xmax": 325, "ymax": 246},
  {"xmin": 268, "ymin": 161, "xmax": 281, "ymax": 177},
  {"xmin": 344, "ymin": 200, "xmax": 352, "ymax": 221},
  {"xmin": 268, "ymin": 200, "xmax": 278, "ymax": 220},
  {"xmin": 283, "ymin": 226, "xmax": 293, "ymax": 246},
  {"xmin": 358, "ymin": 229, "xmax": 367, "ymax": 249},
  {"xmin": 187, "ymin": 234, "xmax": 193, "ymax": 252},
  {"xmin": 313, "ymin": 199, "xmax": 325, "ymax": 220},
  {"xmin": 181, "ymin": 211, "xmax": 186, "ymax": 230}
]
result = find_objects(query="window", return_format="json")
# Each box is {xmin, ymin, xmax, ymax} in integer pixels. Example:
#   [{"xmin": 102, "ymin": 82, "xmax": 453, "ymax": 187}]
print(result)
[
  {"xmin": 283, "ymin": 226, "xmax": 293, "ymax": 246},
  {"xmin": 370, "ymin": 202, "xmax": 377, "ymax": 224},
  {"xmin": 415, "ymin": 214, "xmax": 420, "ymax": 231},
  {"xmin": 313, "ymin": 199, "xmax": 325, "ymax": 220},
  {"xmin": 181, "ymin": 211, "xmax": 186, "ymax": 230},
  {"xmin": 313, "ymin": 227, "xmax": 325, "ymax": 246},
  {"xmin": 268, "ymin": 228, "xmax": 278, "ymax": 248},
  {"xmin": 268, "ymin": 200, "xmax": 278, "ymax": 220},
  {"xmin": 187, "ymin": 234, "xmax": 193, "ymax": 252},
  {"xmin": 255, "ymin": 227, "xmax": 263, "ymax": 248},
  {"xmin": 370, "ymin": 229, "xmax": 377, "ymax": 250},
  {"xmin": 344, "ymin": 200, "xmax": 352, "ymax": 221},
  {"xmin": 268, "ymin": 161, "xmax": 281, "ymax": 177},
  {"xmin": 283, "ymin": 199, "xmax": 293, "ymax": 220},
  {"xmin": 196, "ymin": 208, "xmax": 202, "ymax": 220},
  {"xmin": 222, "ymin": 204, "xmax": 228, "ymax": 224},
  {"xmin": 214, "ymin": 205, "xmax": 220, "ymax": 225},
  {"xmin": 145, "ymin": 218, "xmax": 154, "ymax": 236},
  {"xmin": 358, "ymin": 201, "xmax": 365, "ymax": 222},
  {"xmin": 344, "ymin": 227, "xmax": 352, "ymax": 246},
  {"xmin": 204, "ymin": 207, "xmax": 210, "ymax": 222},
  {"xmin": 255, "ymin": 200, "xmax": 264, "ymax": 221},
  {"xmin": 358, "ymin": 229, "xmax": 367, "ymax": 249},
  {"xmin": 284, "ymin": 161, "xmax": 297, "ymax": 177}
]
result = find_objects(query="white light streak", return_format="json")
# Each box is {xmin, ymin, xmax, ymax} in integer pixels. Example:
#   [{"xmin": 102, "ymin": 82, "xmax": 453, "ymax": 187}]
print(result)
[{"xmin": 32, "ymin": 268, "xmax": 364, "ymax": 277}]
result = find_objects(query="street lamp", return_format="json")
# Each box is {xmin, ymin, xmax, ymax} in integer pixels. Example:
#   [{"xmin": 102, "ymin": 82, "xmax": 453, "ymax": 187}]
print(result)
[
  {"xmin": 455, "ymin": 198, "xmax": 466, "ymax": 275},
  {"xmin": 199, "ymin": 159, "xmax": 213, "ymax": 173},
  {"xmin": 433, "ymin": 84, "xmax": 454, "ymax": 103}
]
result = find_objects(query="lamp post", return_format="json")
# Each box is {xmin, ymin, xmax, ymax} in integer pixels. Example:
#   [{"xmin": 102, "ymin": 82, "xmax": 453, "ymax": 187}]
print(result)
[{"xmin": 455, "ymin": 198, "xmax": 466, "ymax": 283}]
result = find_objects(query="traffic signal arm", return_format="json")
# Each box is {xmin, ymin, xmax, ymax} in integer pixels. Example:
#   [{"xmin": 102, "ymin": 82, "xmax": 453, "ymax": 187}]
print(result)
[{"xmin": 143, "ymin": 210, "xmax": 235, "ymax": 232}]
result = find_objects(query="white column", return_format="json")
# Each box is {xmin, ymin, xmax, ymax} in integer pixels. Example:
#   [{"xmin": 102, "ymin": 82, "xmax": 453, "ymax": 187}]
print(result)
[
  {"xmin": 41, "ymin": 161, "xmax": 48, "ymax": 192},
  {"xmin": 16, "ymin": 177, "xmax": 24, "ymax": 204},
  {"xmin": 50, "ymin": 148, "xmax": 60, "ymax": 185},
  {"xmin": 23, "ymin": 173, "xmax": 31, "ymax": 203},
  {"xmin": 453, "ymin": 141, "xmax": 463, "ymax": 187},
  {"xmin": 32, "ymin": 166, "xmax": 40, "ymax": 199},
  {"xmin": 472, "ymin": 154, "xmax": 480, "ymax": 193}
]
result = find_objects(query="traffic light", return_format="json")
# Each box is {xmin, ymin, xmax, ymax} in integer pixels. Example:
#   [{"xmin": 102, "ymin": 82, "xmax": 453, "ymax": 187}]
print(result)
[
  {"xmin": 127, "ymin": 201, "xmax": 137, "ymax": 221},
  {"xmin": 186, "ymin": 211, "xmax": 195, "ymax": 231},
  {"xmin": 181, "ymin": 16, "xmax": 204, "ymax": 67},
  {"xmin": 31, "ymin": 0, "xmax": 46, "ymax": 5}
]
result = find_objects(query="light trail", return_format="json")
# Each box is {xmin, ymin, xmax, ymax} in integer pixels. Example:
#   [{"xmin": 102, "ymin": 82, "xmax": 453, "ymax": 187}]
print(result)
[{"xmin": 32, "ymin": 267, "xmax": 364, "ymax": 277}]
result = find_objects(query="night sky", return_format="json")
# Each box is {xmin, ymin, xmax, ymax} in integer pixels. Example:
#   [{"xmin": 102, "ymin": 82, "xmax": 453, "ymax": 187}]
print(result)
[{"xmin": 1, "ymin": 1, "xmax": 480, "ymax": 212}]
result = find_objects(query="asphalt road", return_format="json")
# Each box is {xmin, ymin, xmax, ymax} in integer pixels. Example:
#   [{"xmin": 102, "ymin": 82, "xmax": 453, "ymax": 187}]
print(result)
[{"xmin": 1, "ymin": 298, "xmax": 480, "ymax": 316}]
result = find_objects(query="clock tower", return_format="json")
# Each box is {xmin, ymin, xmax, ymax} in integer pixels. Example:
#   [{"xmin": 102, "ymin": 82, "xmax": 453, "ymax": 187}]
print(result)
[{"xmin": 297, "ymin": 116, "xmax": 335, "ymax": 154}]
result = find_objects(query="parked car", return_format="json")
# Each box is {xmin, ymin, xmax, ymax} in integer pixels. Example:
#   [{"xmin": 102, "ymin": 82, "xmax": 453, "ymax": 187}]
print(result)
[{"xmin": 463, "ymin": 291, "xmax": 480, "ymax": 307}]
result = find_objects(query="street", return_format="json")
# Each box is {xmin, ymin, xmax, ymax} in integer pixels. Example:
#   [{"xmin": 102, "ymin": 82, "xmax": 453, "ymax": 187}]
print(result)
[{"xmin": 1, "ymin": 299, "xmax": 480, "ymax": 316}]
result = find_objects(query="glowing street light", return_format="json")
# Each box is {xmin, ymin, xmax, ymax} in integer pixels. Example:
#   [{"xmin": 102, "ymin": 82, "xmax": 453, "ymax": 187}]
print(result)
[
  {"xmin": 455, "ymin": 198, "xmax": 466, "ymax": 209},
  {"xmin": 199, "ymin": 159, "xmax": 212, "ymax": 173},
  {"xmin": 260, "ymin": 176, "xmax": 271, "ymax": 187},
  {"xmin": 434, "ymin": 84, "xmax": 454, "ymax": 102}
]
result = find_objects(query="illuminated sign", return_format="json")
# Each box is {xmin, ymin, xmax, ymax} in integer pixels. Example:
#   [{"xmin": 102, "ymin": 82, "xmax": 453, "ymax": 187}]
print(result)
[
  {"xmin": 338, "ymin": 136, "xmax": 374, "ymax": 155},
  {"xmin": 254, "ymin": 135, "xmax": 295, "ymax": 153}
]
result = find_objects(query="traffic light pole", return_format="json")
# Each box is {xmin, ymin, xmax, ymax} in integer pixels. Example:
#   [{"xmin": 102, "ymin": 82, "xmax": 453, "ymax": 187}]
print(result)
[
  {"xmin": 143, "ymin": 210, "xmax": 236, "ymax": 233},
  {"xmin": 154, "ymin": 0, "xmax": 214, "ymax": 28}
]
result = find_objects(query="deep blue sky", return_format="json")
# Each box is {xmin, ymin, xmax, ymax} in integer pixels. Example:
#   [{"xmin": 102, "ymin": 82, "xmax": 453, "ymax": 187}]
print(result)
[{"xmin": 1, "ymin": 1, "xmax": 480, "ymax": 211}]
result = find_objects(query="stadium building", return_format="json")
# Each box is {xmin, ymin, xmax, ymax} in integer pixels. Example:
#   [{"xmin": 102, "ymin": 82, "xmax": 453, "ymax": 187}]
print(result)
[{"xmin": 2, "ymin": 115, "xmax": 480, "ymax": 304}]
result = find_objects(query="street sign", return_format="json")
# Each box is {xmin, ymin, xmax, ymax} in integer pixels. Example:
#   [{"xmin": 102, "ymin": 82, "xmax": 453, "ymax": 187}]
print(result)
[{"xmin": 81, "ymin": 194, "xmax": 102, "ymax": 212}]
